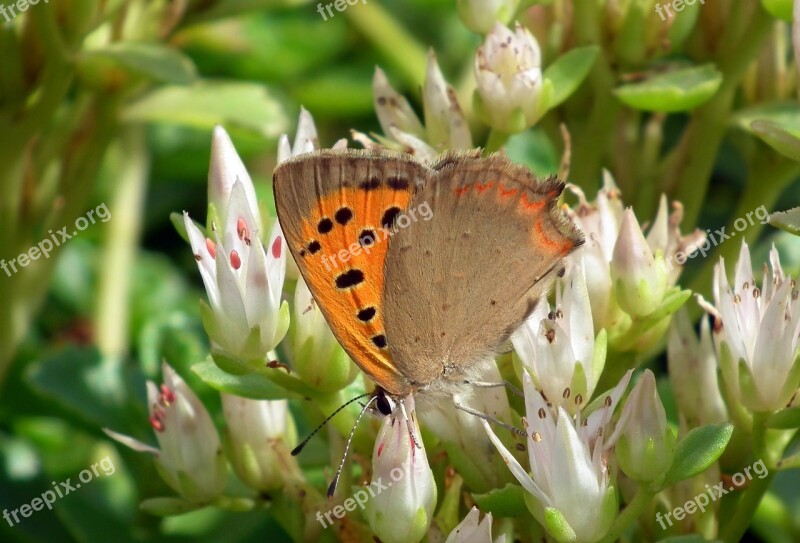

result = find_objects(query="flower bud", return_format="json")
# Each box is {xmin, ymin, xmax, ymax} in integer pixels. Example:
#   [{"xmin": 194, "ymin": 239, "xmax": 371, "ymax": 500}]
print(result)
[
  {"xmin": 473, "ymin": 23, "xmax": 545, "ymax": 134},
  {"xmin": 221, "ymin": 394, "xmax": 297, "ymax": 491},
  {"xmin": 290, "ymin": 277, "xmax": 358, "ymax": 392},
  {"xmin": 423, "ymin": 50, "xmax": 472, "ymax": 151},
  {"xmin": 457, "ymin": 0, "xmax": 519, "ymax": 35},
  {"xmin": 365, "ymin": 397, "xmax": 437, "ymax": 543},
  {"xmin": 667, "ymin": 310, "xmax": 727, "ymax": 426},
  {"xmin": 446, "ymin": 507, "xmax": 506, "ymax": 543},
  {"xmin": 208, "ymin": 126, "xmax": 260, "ymax": 233},
  {"xmin": 613, "ymin": 370, "xmax": 676, "ymax": 484},
  {"xmin": 611, "ymin": 208, "xmax": 668, "ymax": 318},
  {"xmin": 105, "ymin": 363, "xmax": 227, "ymax": 503}
]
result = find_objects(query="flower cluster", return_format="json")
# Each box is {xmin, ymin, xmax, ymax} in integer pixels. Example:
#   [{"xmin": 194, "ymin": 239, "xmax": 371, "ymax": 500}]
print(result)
[
  {"xmin": 565, "ymin": 176, "xmax": 704, "ymax": 354},
  {"xmin": 101, "ymin": 12, "xmax": 799, "ymax": 543}
]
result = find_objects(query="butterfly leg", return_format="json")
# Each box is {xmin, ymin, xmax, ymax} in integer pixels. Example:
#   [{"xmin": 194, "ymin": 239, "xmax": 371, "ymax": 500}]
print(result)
[
  {"xmin": 398, "ymin": 399, "xmax": 422, "ymax": 450},
  {"xmin": 463, "ymin": 379, "xmax": 523, "ymax": 398},
  {"xmin": 453, "ymin": 401, "xmax": 527, "ymax": 437}
]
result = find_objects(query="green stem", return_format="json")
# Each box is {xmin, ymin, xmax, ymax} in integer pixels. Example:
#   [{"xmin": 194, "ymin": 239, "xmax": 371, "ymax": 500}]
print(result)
[
  {"xmin": 599, "ymin": 487, "xmax": 655, "ymax": 543},
  {"xmin": 345, "ymin": 2, "xmax": 428, "ymax": 88},
  {"xmin": 94, "ymin": 128, "xmax": 148, "ymax": 363},
  {"xmin": 484, "ymin": 129, "xmax": 509, "ymax": 153},
  {"xmin": 568, "ymin": 0, "xmax": 619, "ymax": 190},
  {"xmin": 665, "ymin": 4, "xmax": 773, "ymax": 227},
  {"xmin": 719, "ymin": 413, "xmax": 775, "ymax": 543}
]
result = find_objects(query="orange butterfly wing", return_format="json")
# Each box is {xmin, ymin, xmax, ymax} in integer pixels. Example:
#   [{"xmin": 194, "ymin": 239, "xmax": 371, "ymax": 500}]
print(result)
[{"xmin": 273, "ymin": 150, "xmax": 426, "ymax": 396}]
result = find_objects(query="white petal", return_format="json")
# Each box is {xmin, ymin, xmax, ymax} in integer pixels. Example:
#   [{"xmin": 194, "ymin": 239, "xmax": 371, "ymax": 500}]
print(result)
[{"xmin": 481, "ymin": 420, "xmax": 548, "ymax": 505}]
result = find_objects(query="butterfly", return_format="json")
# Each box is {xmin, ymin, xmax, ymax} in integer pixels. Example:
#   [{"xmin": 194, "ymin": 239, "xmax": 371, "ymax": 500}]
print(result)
[{"xmin": 273, "ymin": 149, "xmax": 584, "ymax": 405}]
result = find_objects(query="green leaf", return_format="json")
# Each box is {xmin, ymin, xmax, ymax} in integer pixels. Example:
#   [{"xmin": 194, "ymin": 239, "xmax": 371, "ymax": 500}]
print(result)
[
  {"xmin": 663, "ymin": 423, "xmax": 733, "ymax": 486},
  {"xmin": 756, "ymin": 121, "xmax": 800, "ymax": 158},
  {"xmin": 82, "ymin": 43, "xmax": 197, "ymax": 85},
  {"xmin": 750, "ymin": 120, "xmax": 800, "ymax": 161},
  {"xmin": 614, "ymin": 64, "xmax": 722, "ymax": 113},
  {"xmin": 192, "ymin": 359, "xmax": 298, "ymax": 400},
  {"xmin": 769, "ymin": 207, "xmax": 800, "ymax": 235},
  {"xmin": 761, "ymin": 0, "xmax": 793, "ymax": 21},
  {"xmin": 122, "ymin": 82, "xmax": 288, "ymax": 138},
  {"xmin": 767, "ymin": 407, "xmax": 800, "ymax": 429},
  {"xmin": 26, "ymin": 347, "xmax": 138, "ymax": 430},
  {"xmin": 472, "ymin": 484, "xmax": 529, "ymax": 517},
  {"xmin": 543, "ymin": 46, "xmax": 600, "ymax": 110},
  {"xmin": 732, "ymin": 102, "xmax": 800, "ymax": 160}
]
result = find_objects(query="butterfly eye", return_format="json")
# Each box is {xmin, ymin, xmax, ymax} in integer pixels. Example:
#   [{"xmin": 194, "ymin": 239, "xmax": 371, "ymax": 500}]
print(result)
[{"xmin": 376, "ymin": 393, "xmax": 393, "ymax": 416}]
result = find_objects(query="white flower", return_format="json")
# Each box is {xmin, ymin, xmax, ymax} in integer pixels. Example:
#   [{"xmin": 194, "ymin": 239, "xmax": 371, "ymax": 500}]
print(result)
[
  {"xmin": 184, "ymin": 127, "xmax": 289, "ymax": 361},
  {"xmin": 566, "ymin": 175, "xmax": 703, "ymax": 338},
  {"xmin": 445, "ymin": 507, "xmax": 506, "ymax": 543},
  {"xmin": 105, "ymin": 363, "xmax": 226, "ymax": 503},
  {"xmin": 512, "ymin": 264, "xmax": 605, "ymax": 415},
  {"xmin": 483, "ymin": 371, "xmax": 631, "ymax": 543},
  {"xmin": 373, "ymin": 67, "xmax": 426, "ymax": 140},
  {"xmin": 698, "ymin": 242, "xmax": 800, "ymax": 412},
  {"xmin": 365, "ymin": 396, "xmax": 437, "ymax": 543},
  {"xmin": 222, "ymin": 395, "xmax": 296, "ymax": 491},
  {"xmin": 473, "ymin": 23, "xmax": 544, "ymax": 133}
]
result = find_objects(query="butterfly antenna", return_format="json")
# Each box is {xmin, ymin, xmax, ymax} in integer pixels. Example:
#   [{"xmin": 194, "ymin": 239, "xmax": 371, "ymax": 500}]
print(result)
[
  {"xmin": 291, "ymin": 392, "xmax": 370, "ymax": 456},
  {"xmin": 454, "ymin": 401, "xmax": 526, "ymax": 437},
  {"xmin": 327, "ymin": 394, "xmax": 378, "ymax": 498}
]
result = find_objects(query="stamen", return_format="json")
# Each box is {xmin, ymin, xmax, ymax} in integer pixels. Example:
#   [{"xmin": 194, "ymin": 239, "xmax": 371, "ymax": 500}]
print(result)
[{"xmin": 237, "ymin": 217, "xmax": 250, "ymax": 245}]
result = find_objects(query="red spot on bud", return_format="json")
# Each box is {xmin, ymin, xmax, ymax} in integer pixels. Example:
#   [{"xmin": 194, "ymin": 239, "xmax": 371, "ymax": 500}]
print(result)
[
  {"xmin": 205, "ymin": 238, "xmax": 217, "ymax": 259},
  {"xmin": 271, "ymin": 236, "xmax": 282, "ymax": 258},
  {"xmin": 377, "ymin": 442, "xmax": 384, "ymax": 457},
  {"xmin": 230, "ymin": 250, "xmax": 241, "ymax": 270},
  {"xmin": 149, "ymin": 413, "xmax": 165, "ymax": 432}
]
